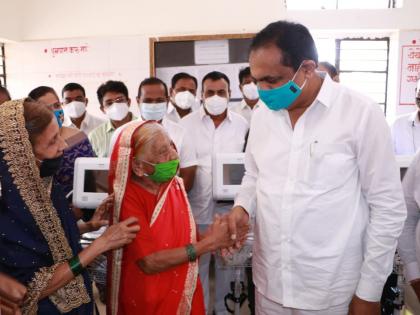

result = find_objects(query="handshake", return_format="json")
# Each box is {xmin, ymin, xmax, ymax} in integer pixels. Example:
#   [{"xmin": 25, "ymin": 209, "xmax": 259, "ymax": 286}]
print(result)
[{"xmin": 202, "ymin": 206, "xmax": 250, "ymax": 254}]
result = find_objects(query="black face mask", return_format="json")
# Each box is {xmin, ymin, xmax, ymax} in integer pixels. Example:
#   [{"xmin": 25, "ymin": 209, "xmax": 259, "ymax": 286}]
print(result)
[{"xmin": 39, "ymin": 155, "xmax": 63, "ymax": 178}]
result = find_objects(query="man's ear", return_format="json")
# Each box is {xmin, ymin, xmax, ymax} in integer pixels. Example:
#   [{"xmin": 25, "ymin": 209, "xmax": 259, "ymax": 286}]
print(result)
[
  {"xmin": 85, "ymin": 98, "xmax": 89, "ymax": 106},
  {"xmin": 301, "ymin": 60, "xmax": 317, "ymax": 81}
]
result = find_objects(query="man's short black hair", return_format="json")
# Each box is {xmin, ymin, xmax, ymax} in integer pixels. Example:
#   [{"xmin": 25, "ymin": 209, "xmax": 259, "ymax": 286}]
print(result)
[
  {"xmin": 137, "ymin": 77, "xmax": 168, "ymax": 98},
  {"xmin": 238, "ymin": 67, "xmax": 252, "ymax": 85},
  {"xmin": 0, "ymin": 86, "xmax": 11, "ymax": 101},
  {"xmin": 62, "ymin": 82, "xmax": 86, "ymax": 97},
  {"xmin": 97, "ymin": 80, "xmax": 129, "ymax": 105},
  {"xmin": 171, "ymin": 72, "xmax": 198, "ymax": 89},
  {"xmin": 250, "ymin": 20, "xmax": 318, "ymax": 71},
  {"xmin": 201, "ymin": 71, "xmax": 230, "ymax": 90},
  {"xmin": 28, "ymin": 86, "xmax": 58, "ymax": 101},
  {"xmin": 319, "ymin": 61, "xmax": 338, "ymax": 78}
]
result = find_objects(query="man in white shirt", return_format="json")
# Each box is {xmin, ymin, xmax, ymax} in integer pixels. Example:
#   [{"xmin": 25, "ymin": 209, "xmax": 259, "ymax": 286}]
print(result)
[
  {"xmin": 391, "ymin": 80, "xmax": 420, "ymax": 155},
  {"xmin": 397, "ymin": 151, "xmax": 420, "ymax": 313},
  {"xmin": 166, "ymin": 72, "xmax": 198, "ymax": 123},
  {"xmin": 61, "ymin": 83, "xmax": 105, "ymax": 135},
  {"xmin": 227, "ymin": 20, "xmax": 406, "ymax": 315},
  {"xmin": 231, "ymin": 66, "xmax": 263, "ymax": 124},
  {"xmin": 180, "ymin": 71, "xmax": 249, "ymax": 314},
  {"xmin": 109, "ymin": 77, "xmax": 197, "ymax": 192}
]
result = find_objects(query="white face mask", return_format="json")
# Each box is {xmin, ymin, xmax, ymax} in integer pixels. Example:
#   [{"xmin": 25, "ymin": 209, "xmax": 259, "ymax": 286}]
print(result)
[
  {"xmin": 64, "ymin": 101, "xmax": 86, "ymax": 119},
  {"xmin": 140, "ymin": 102, "xmax": 167, "ymax": 121},
  {"xmin": 242, "ymin": 82, "xmax": 259, "ymax": 101},
  {"xmin": 204, "ymin": 95, "xmax": 228, "ymax": 116},
  {"xmin": 174, "ymin": 91, "xmax": 196, "ymax": 110},
  {"xmin": 105, "ymin": 102, "xmax": 129, "ymax": 121}
]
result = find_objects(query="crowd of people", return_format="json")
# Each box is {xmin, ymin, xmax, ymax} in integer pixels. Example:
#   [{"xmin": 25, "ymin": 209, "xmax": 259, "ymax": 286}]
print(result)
[{"xmin": 1, "ymin": 19, "xmax": 420, "ymax": 315}]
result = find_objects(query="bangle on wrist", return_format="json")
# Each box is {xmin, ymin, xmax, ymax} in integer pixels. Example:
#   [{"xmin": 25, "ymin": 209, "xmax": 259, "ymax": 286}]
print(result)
[
  {"xmin": 68, "ymin": 255, "xmax": 84, "ymax": 277},
  {"xmin": 185, "ymin": 244, "xmax": 197, "ymax": 262}
]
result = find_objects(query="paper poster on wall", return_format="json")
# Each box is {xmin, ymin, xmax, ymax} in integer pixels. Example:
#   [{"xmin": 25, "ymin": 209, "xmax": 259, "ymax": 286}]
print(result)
[
  {"xmin": 399, "ymin": 32, "xmax": 420, "ymax": 106},
  {"xmin": 194, "ymin": 40, "xmax": 229, "ymax": 65}
]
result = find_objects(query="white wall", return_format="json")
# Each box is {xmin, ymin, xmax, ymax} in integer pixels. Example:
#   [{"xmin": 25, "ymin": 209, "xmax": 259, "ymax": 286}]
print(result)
[
  {"xmin": 3, "ymin": 0, "xmax": 420, "ymax": 120},
  {"xmin": 0, "ymin": 0, "xmax": 22, "ymax": 41}
]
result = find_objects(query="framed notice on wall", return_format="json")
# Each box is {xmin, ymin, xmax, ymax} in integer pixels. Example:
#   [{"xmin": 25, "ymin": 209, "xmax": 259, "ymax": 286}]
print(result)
[
  {"xmin": 399, "ymin": 32, "xmax": 420, "ymax": 106},
  {"xmin": 149, "ymin": 33, "xmax": 255, "ymax": 101}
]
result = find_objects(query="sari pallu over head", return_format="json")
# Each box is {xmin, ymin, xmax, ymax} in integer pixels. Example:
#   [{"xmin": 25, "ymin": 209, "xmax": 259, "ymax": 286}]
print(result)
[
  {"xmin": 107, "ymin": 121, "xmax": 201, "ymax": 315},
  {"xmin": 0, "ymin": 100, "xmax": 92, "ymax": 315}
]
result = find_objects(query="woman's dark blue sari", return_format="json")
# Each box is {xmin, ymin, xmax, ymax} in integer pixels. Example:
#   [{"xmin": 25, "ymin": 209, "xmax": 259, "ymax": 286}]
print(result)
[{"xmin": 0, "ymin": 100, "xmax": 93, "ymax": 315}]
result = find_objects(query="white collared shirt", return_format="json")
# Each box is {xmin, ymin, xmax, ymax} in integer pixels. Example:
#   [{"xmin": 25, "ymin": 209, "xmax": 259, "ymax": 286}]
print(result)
[
  {"xmin": 231, "ymin": 99, "xmax": 263, "ymax": 124},
  {"xmin": 63, "ymin": 112, "xmax": 105, "ymax": 135},
  {"xmin": 180, "ymin": 107, "xmax": 249, "ymax": 224},
  {"xmin": 165, "ymin": 102, "xmax": 194, "ymax": 124},
  {"xmin": 391, "ymin": 111, "xmax": 420, "ymax": 155},
  {"xmin": 108, "ymin": 117, "xmax": 197, "ymax": 169},
  {"xmin": 398, "ymin": 151, "xmax": 420, "ymax": 282},
  {"xmin": 235, "ymin": 74, "xmax": 406, "ymax": 309}
]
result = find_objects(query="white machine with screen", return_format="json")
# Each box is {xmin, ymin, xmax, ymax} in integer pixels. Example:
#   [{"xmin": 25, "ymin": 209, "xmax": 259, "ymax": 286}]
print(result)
[
  {"xmin": 212, "ymin": 153, "xmax": 245, "ymax": 201},
  {"xmin": 73, "ymin": 157, "xmax": 110, "ymax": 208}
]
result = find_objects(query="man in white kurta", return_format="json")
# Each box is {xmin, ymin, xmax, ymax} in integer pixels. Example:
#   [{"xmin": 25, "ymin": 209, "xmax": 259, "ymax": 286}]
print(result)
[{"xmin": 227, "ymin": 20, "xmax": 407, "ymax": 315}]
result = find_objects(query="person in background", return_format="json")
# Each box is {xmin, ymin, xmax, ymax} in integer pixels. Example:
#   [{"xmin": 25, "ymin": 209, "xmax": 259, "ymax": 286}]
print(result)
[
  {"xmin": 318, "ymin": 61, "xmax": 340, "ymax": 82},
  {"xmin": 391, "ymin": 79, "xmax": 420, "ymax": 155},
  {"xmin": 226, "ymin": 20, "xmax": 406, "ymax": 315},
  {"xmin": 231, "ymin": 66, "xmax": 263, "ymax": 124},
  {"xmin": 109, "ymin": 77, "xmax": 198, "ymax": 192},
  {"xmin": 166, "ymin": 72, "xmax": 198, "ymax": 123},
  {"xmin": 28, "ymin": 86, "xmax": 96, "ymax": 201},
  {"xmin": 0, "ymin": 99, "xmax": 139, "ymax": 315},
  {"xmin": 397, "ymin": 151, "xmax": 420, "ymax": 314},
  {"xmin": 88, "ymin": 80, "xmax": 135, "ymax": 158},
  {"xmin": 180, "ymin": 71, "xmax": 249, "ymax": 314},
  {"xmin": 0, "ymin": 86, "xmax": 11, "ymax": 105},
  {"xmin": 62, "ymin": 83, "xmax": 104, "ymax": 135},
  {"xmin": 0, "ymin": 273, "xmax": 27, "ymax": 315}
]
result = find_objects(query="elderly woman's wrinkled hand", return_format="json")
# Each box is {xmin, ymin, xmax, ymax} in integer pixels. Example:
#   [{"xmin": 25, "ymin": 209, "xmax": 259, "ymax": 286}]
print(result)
[
  {"xmin": 207, "ymin": 214, "xmax": 235, "ymax": 251},
  {"xmin": 0, "ymin": 273, "xmax": 26, "ymax": 315},
  {"xmin": 95, "ymin": 217, "xmax": 140, "ymax": 253},
  {"xmin": 87, "ymin": 193, "xmax": 114, "ymax": 232}
]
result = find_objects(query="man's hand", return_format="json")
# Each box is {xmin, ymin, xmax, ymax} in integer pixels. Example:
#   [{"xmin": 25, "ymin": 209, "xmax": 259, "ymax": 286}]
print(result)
[
  {"xmin": 226, "ymin": 206, "xmax": 250, "ymax": 249},
  {"xmin": 348, "ymin": 295, "xmax": 380, "ymax": 315},
  {"xmin": 0, "ymin": 273, "xmax": 27, "ymax": 315}
]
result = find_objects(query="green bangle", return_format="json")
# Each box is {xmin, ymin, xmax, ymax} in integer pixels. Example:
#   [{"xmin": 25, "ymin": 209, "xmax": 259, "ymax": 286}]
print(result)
[
  {"xmin": 186, "ymin": 244, "xmax": 197, "ymax": 262},
  {"xmin": 68, "ymin": 255, "xmax": 84, "ymax": 277}
]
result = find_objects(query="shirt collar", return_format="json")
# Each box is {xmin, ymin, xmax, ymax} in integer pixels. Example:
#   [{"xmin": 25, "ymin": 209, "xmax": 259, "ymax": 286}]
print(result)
[
  {"xmin": 240, "ymin": 99, "xmax": 262, "ymax": 110},
  {"xmin": 408, "ymin": 111, "xmax": 420, "ymax": 124},
  {"xmin": 105, "ymin": 119, "xmax": 115, "ymax": 133},
  {"xmin": 312, "ymin": 72, "xmax": 334, "ymax": 109}
]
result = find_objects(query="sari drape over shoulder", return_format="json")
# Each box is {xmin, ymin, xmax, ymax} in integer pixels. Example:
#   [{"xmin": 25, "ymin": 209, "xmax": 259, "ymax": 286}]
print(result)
[
  {"xmin": 0, "ymin": 100, "xmax": 93, "ymax": 315},
  {"xmin": 107, "ymin": 121, "xmax": 205, "ymax": 315}
]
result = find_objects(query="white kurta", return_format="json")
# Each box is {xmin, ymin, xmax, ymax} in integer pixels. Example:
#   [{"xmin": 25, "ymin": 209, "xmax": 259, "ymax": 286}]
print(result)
[{"xmin": 235, "ymin": 74, "xmax": 407, "ymax": 309}]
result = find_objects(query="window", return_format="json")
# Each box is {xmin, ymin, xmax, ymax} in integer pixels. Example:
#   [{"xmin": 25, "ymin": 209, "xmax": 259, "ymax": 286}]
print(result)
[
  {"xmin": 336, "ymin": 38, "xmax": 390, "ymax": 113},
  {"xmin": 0, "ymin": 44, "xmax": 6, "ymax": 87},
  {"xmin": 285, "ymin": 0, "xmax": 402, "ymax": 10}
]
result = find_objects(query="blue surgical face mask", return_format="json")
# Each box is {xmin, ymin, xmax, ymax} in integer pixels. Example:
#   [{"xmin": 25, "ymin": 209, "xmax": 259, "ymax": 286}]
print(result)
[
  {"xmin": 258, "ymin": 64, "xmax": 307, "ymax": 111},
  {"xmin": 54, "ymin": 109, "xmax": 64, "ymax": 128}
]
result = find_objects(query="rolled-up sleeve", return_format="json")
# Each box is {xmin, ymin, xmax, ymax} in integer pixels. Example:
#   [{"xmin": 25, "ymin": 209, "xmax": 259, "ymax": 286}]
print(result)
[{"xmin": 355, "ymin": 104, "xmax": 407, "ymax": 301}]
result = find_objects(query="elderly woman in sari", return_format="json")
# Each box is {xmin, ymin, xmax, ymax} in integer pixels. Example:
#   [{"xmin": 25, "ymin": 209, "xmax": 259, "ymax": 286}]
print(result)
[
  {"xmin": 108, "ymin": 121, "xmax": 245, "ymax": 315},
  {"xmin": 0, "ymin": 99, "xmax": 140, "ymax": 314}
]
